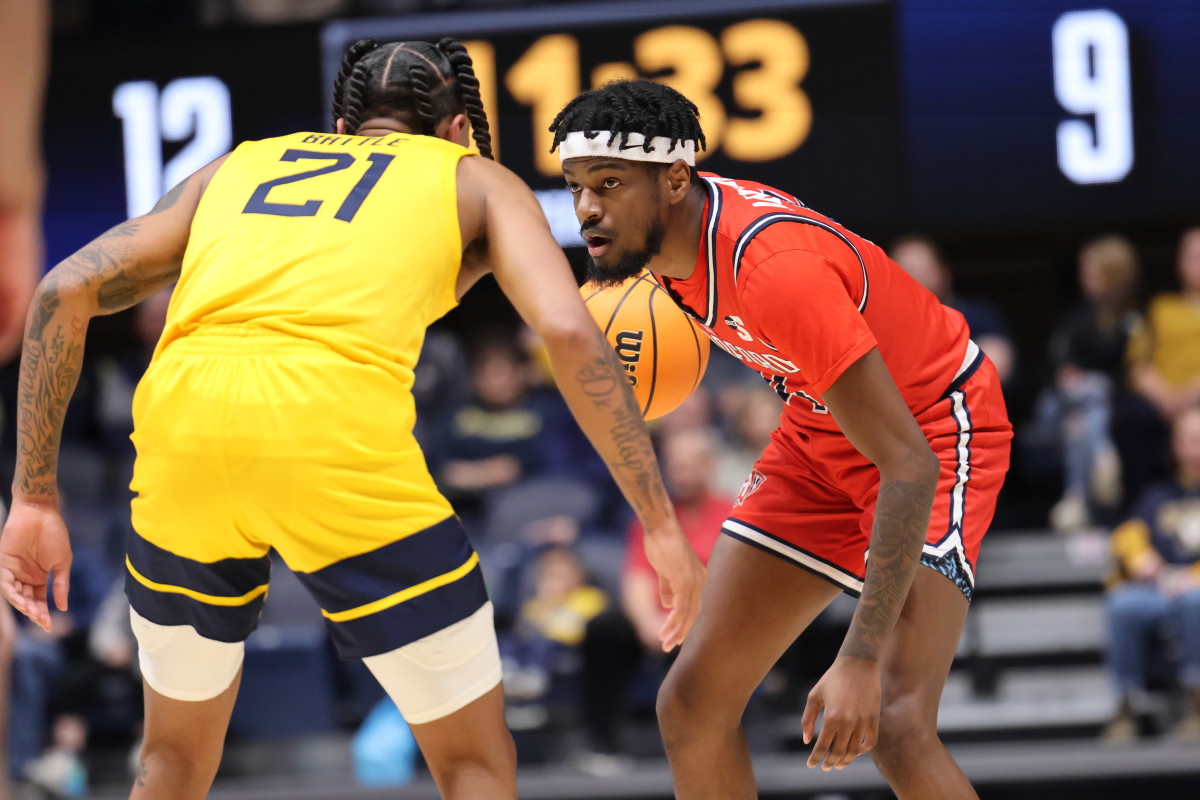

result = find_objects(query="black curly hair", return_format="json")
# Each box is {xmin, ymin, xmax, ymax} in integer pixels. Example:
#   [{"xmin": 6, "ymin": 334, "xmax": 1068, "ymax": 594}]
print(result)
[
  {"xmin": 331, "ymin": 37, "xmax": 493, "ymax": 159},
  {"xmin": 549, "ymin": 79, "xmax": 706, "ymax": 158}
]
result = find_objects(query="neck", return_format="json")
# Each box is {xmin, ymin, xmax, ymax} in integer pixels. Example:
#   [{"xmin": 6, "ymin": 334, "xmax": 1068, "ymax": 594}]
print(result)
[
  {"xmin": 646, "ymin": 182, "xmax": 709, "ymax": 281},
  {"xmin": 353, "ymin": 117, "xmax": 415, "ymax": 137}
]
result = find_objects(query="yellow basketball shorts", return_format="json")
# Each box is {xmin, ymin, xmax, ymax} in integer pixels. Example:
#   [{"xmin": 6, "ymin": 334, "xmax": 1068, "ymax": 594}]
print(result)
[{"xmin": 124, "ymin": 329, "xmax": 488, "ymax": 660}]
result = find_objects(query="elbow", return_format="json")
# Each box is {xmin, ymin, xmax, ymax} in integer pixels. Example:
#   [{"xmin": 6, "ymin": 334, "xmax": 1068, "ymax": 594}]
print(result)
[
  {"xmin": 34, "ymin": 268, "xmax": 87, "ymax": 308},
  {"xmin": 912, "ymin": 445, "xmax": 941, "ymax": 489},
  {"xmin": 536, "ymin": 312, "xmax": 601, "ymax": 352},
  {"xmin": 880, "ymin": 442, "xmax": 940, "ymax": 491}
]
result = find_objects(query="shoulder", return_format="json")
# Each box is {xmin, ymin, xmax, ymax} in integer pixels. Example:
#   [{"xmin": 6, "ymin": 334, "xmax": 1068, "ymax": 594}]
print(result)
[
  {"xmin": 1148, "ymin": 292, "xmax": 1184, "ymax": 315},
  {"xmin": 1134, "ymin": 481, "xmax": 1181, "ymax": 514},
  {"xmin": 455, "ymin": 153, "xmax": 528, "ymax": 196}
]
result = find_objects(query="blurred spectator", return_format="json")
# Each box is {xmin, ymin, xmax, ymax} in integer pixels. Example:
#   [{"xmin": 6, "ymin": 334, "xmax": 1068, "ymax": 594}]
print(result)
[
  {"xmin": 1117, "ymin": 228, "xmax": 1200, "ymax": 508},
  {"xmin": 574, "ymin": 428, "xmax": 729, "ymax": 773},
  {"xmin": 501, "ymin": 547, "xmax": 607, "ymax": 730},
  {"xmin": 521, "ymin": 325, "xmax": 629, "ymax": 537},
  {"xmin": 1039, "ymin": 235, "xmax": 1142, "ymax": 531},
  {"xmin": 8, "ymin": 545, "xmax": 112, "ymax": 792},
  {"xmin": 713, "ymin": 384, "xmax": 780, "ymax": 498},
  {"xmin": 890, "ymin": 234, "xmax": 1016, "ymax": 387},
  {"xmin": 226, "ymin": 0, "xmax": 350, "ymax": 24},
  {"xmin": 411, "ymin": 327, "xmax": 470, "ymax": 473},
  {"xmin": 440, "ymin": 340, "xmax": 548, "ymax": 524},
  {"xmin": 656, "ymin": 386, "xmax": 716, "ymax": 437},
  {"xmin": 1102, "ymin": 405, "xmax": 1200, "ymax": 743}
]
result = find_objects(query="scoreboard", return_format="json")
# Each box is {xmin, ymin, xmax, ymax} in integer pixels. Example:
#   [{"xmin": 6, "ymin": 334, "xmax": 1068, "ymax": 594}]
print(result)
[
  {"xmin": 320, "ymin": 0, "xmax": 903, "ymax": 243},
  {"xmin": 41, "ymin": 0, "xmax": 1200, "ymax": 267}
]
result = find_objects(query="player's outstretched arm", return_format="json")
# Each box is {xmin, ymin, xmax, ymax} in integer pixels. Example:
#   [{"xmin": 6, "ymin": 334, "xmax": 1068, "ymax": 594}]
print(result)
[
  {"xmin": 1, "ymin": 158, "xmax": 221, "ymax": 632},
  {"xmin": 459, "ymin": 156, "xmax": 704, "ymax": 650},
  {"xmin": 800, "ymin": 347, "xmax": 939, "ymax": 771}
]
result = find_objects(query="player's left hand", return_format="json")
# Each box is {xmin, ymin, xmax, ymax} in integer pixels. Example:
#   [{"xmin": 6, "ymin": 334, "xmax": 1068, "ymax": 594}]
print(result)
[
  {"xmin": 801, "ymin": 655, "xmax": 881, "ymax": 771},
  {"xmin": 641, "ymin": 521, "xmax": 706, "ymax": 652},
  {"xmin": 0, "ymin": 498, "xmax": 72, "ymax": 633}
]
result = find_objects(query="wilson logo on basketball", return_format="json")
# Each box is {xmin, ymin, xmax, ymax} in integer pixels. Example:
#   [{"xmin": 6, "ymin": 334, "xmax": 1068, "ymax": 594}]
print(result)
[
  {"xmin": 614, "ymin": 330, "xmax": 644, "ymax": 386},
  {"xmin": 580, "ymin": 271, "xmax": 710, "ymax": 420}
]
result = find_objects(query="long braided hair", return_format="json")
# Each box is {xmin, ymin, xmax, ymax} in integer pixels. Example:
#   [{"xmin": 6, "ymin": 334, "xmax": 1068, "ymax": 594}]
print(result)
[
  {"xmin": 331, "ymin": 37, "xmax": 493, "ymax": 159},
  {"xmin": 549, "ymin": 80, "xmax": 705, "ymax": 157}
]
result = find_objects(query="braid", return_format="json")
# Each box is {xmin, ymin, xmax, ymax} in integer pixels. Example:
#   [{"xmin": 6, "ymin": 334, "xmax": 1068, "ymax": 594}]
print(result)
[
  {"xmin": 406, "ymin": 56, "xmax": 440, "ymax": 136},
  {"xmin": 549, "ymin": 80, "xmax": 706, "ymax": 155},
  {"xmin": 331, "ymin": 38, "xmax": 380, "ymax": 131},
  {"xmin": 438, "ymin": 38, "xmax": 493, "ymax": 159},
  {"xmin": 340, "ymin": 58, "xmax": 374, "ymax": 135}
]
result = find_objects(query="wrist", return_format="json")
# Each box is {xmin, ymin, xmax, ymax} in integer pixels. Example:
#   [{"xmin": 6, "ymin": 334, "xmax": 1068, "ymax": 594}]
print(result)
[
  {"xmin": 11, "ymin": 485, "xmax": 60, "ymax": 512},
  {"xmin": 641, "ymin": 512, "xmax": 682, "ymax": 535},
  {"xmin": 834, "ymin": 651, "xmax": 881, "ymax": 668}
]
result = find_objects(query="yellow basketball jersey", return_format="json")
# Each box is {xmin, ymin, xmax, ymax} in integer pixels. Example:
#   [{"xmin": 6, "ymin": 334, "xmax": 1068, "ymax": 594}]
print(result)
[{"xmin": 156, "ymin": 131, "xmax": 473, "ymax": 390}]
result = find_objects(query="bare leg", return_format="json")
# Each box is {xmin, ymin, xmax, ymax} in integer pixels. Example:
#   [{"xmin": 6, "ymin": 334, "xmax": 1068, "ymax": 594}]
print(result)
[
  {"xmin": 871, "ymin": 567, "xmax": 977, "ymax": 799},
  {"xmin": 407, "ymin": 684, "xmax": 516, "ymax": 800},
  {"xmin": 129, "ymin": 669, "xmax": 241, "ymax": 800},
  {"xmin": 657, "ymin": 535, "xmax": 842, "ymax": 800}
]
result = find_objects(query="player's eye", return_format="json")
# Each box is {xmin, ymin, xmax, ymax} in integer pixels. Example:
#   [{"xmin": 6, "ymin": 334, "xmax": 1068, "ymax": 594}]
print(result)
[
  {"xmin": 566, "ymin": 182, "xmax": 581, "ymax": 193},
  {"xmin": 601, "ymin": 177, "xmax": 620, "ymax": 189}
]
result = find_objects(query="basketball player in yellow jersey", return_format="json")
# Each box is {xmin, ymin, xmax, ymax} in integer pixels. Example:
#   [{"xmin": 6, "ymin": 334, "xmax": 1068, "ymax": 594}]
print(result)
[{"xmin": 0, "ymin": 38, "xmax": 704, "ymax": 800}]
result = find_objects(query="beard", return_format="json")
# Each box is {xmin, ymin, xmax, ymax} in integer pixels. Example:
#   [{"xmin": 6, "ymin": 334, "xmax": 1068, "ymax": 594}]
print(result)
[{"xmin": 584, "ymin": 219, "xmax": 667, "ymax": 288}]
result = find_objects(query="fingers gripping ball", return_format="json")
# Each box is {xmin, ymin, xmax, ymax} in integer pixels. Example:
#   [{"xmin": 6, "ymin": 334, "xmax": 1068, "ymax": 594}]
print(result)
[{"xmin": 581, "ymin": 271, "xmax": 709, "ymax": 420}]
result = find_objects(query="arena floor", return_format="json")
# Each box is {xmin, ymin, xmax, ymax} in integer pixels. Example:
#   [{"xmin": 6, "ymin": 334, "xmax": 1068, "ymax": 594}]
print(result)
[{"xmin": 88, "ymin": 738, "xmax": 1200, "ymax": 800}]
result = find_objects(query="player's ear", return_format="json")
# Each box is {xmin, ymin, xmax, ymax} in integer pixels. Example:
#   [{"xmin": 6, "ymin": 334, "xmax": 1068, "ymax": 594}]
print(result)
[
  {"xmin": 335, "ymin": 118, "xmax": 346, "ymax": 135},
  {"xmin": 437, "ymin": 113, "xmax": 470, "ymax": 148},
  {"xmin": 665, "ymin": 159, "xmax": 692, "ymax": 204}
]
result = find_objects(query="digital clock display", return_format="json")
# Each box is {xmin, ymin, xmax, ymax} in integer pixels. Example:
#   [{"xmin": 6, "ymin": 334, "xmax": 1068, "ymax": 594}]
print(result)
[{"xmin": 321, "ymin": 0, "xmax": 902, "ymax": 243}]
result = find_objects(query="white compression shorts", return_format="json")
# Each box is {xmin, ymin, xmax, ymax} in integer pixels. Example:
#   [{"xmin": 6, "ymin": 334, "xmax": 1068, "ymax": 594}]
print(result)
[{"xmin": 131, "ymin": 602, "xmax": 501, "ymax": 724}]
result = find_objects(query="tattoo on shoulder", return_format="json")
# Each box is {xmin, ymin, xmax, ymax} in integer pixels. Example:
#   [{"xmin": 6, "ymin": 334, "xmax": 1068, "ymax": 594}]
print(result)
[
  {"xmin": 136, "ymin": 759, "xmax": 148, "ymax": 787},
  {"xmin": 148, "ymin": 176, "xmax": 190, "ymax": 215}
]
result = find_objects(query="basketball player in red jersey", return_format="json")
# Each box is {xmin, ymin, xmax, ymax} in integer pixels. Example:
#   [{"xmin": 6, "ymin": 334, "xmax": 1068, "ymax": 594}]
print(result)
[{"xmin": 552, "ymin": 81, "xmax": 1011, "ymax": 799}]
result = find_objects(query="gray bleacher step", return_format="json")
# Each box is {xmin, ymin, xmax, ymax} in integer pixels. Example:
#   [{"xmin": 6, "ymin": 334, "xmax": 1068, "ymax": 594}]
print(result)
[
  {"xmin": 960, "ymin": 594, "xmax": 1106, "ymax": 657},
  {"xmin": 774, "ymin": 666, "xmax": 1116, "ymax": 740},
  {"xmin": 975, "ymin": 530, "xmax": 1108, "ymax": 592},
  {"xmin": 937, "ymin": 666, "xmax": 1116, "ymax": 733}
]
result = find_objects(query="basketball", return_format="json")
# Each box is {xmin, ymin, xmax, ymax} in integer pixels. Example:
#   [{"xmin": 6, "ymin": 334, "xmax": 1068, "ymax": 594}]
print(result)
[{"xmin": 581, "ymin": 271, "xmax": 710, "ymax": 420}]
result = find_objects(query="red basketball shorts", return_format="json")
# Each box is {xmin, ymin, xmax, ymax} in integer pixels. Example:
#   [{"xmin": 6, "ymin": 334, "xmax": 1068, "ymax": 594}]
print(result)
[{"xmin": 723, "ymin": 351, "xmax": 1011, "ymax": 601}]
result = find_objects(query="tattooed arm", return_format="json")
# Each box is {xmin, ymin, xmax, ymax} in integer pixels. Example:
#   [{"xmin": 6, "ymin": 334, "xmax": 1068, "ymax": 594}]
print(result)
[
  {"xmin": 800, "ymin": 347, "xmax": 939, "ymax": 770},
  {"xmin": 2, "ymin": 157, "xmax": 224, "ymax": 630},
  {"xmin": 455, "ymin": 154, "xmax": 704, "ymax": 650}
]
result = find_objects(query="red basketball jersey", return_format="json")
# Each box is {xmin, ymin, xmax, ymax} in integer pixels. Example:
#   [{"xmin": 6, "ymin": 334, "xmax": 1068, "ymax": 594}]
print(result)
[{"xmin": 658, "ymin": 173, "xmax": 974, "ymax": 436}]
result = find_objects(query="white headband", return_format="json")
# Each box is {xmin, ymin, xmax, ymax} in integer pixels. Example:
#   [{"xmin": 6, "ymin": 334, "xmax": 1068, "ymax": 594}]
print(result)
[{"xmin": 557, "ymin": 130, "xmax": 696, "ymax": 166}]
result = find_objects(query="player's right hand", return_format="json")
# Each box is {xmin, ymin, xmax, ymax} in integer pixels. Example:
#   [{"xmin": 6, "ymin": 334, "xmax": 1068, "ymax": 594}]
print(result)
[
  {"xmin": 641, "ymin": 521, "xmax": 705, "ymax": 652},
  {"xmin": 0, "ymin": 498, "xmax": 72, "ymax": 633},
  {"xmin": 802, "ymin": 654, "xmax": 881, "ymax": 771}
]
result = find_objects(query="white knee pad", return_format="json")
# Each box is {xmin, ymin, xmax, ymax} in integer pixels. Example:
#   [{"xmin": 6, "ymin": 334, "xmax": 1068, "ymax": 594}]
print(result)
[
  {"xmin": 130, "ymin": 608, "xmax": 244, "ymax": 702},
  {"xmin": 363, "ymin": 602, "xmax": 502, "ymax": 725}
]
